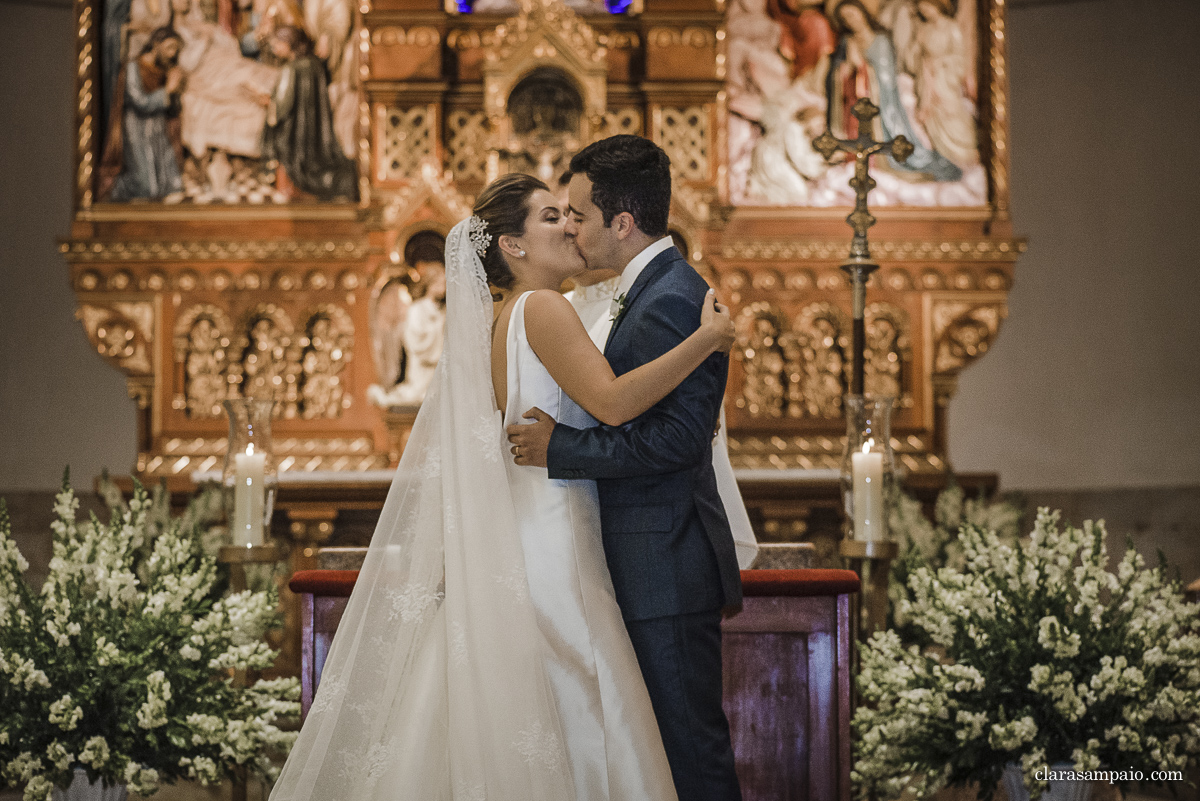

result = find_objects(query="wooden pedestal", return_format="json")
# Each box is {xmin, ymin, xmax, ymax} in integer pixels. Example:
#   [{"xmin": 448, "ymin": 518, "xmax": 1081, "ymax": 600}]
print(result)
[{"xmin": 289, "ymin": 567, "xmax": 860, "ymax": 800}]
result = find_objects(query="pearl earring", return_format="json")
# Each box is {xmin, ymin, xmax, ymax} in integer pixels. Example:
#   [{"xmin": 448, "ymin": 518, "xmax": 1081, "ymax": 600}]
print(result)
[{"xmin": 519, "ymin": 250, "xmax": 526, "ymax": 257}]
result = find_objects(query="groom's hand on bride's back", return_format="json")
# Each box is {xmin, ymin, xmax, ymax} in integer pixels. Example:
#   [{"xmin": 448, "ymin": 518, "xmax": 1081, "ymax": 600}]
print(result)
[{"xmin": 506, "ymin": 407, "xmax": 555, "ymax": 467}]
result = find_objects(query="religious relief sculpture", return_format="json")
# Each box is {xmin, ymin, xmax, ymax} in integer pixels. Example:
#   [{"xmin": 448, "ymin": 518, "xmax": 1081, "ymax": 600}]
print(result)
[
  {"xmin": 173, "ymin": 304, "xmax": 234, "ymax": 418},
  {"xmin": 501, "ymin": 68, "xmax": 583, "ymax": 183},
  {"xmin": 863, "ymin": 302, "xmax": 909, "ymax": 402},
  {"xmin": 932, "ymin": 301, "xmax": 1004, "ymax": 374},
  {"xmin": 229, "ymin": 306, "xmax": 299, "ymax": 415},
  {"xmin": 96, "ymin": 0, "xmax": 358, "ymax": 204},
  {"xmin": 727, "ymin": 0, "xmax": 986, "ymax": 206},
  {"xmin": 298, "ymin": 306, "xmax": 354, "ymax": 418},
  {"xmin": 734, "ymin": 303, "xmax": 788, "ymax": 417},
  {"xmin": 795, "ymin": 301, "xmax": 849, "ymax": 418},
  {"xmin": 736, "ymin": 301, "xmax": 860, "ymax": 419},
  {"xmin": 77, "ymin": 302, "xmax": 156, "ymax": 375}
]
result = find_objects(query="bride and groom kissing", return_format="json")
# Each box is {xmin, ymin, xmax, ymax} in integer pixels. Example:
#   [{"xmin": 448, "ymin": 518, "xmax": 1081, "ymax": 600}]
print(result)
[{"xmin": 272, "ymin": 135, "xmax": 747, "ymax": 801}]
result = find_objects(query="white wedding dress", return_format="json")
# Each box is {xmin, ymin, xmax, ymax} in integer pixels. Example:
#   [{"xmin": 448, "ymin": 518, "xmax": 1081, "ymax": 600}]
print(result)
[
  {"xmin": 270, "ymin": 221, "xmax": 674, "ymax": 801},
  {"xmin": 503, "ymin": 291, "xmax": 677, "ymax": 801}
]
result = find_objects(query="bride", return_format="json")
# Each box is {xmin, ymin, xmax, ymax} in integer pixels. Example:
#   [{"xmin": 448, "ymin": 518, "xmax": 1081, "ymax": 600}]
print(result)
[{"xmin": 268, "ymin": 173, "xmax": 734, "ymax": 801}]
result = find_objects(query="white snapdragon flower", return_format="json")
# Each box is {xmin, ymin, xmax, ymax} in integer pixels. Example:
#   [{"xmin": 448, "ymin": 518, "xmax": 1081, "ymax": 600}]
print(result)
[
  {"xmin": 78, "ymin": 736, "xmax": 110, "ymax": 769},
  {"xmin": 48, "ymin": 694, "xmax": 83, "ymax": 731},
  {"xmin": 94, "ymin": 636, "xmax": 120, "ymax": 666},
  {"xmin": 955, "ymin": 710, "xmax": 988, "ymax": 742},
  {"xmin": 44, "ymin": 619, "xmax": 70, "ymax": 648},
  {"xmin": 136, "ymin": 670, "xmax": 172, "ymax": 729},
  {"xmin": 45, "ymin": 741, "xmax": 73, "ymax": 772},
  {"xmin": 989, "ymin": 716, "xmax": 1038, "ymax": 751},
  {"xmin": 1036, "ymin": 616, "xmax": 1081, "ymax": 659},
  {"xmin": 186, "ymin": 713, "xmax": 226, "ymax": 746},
  {"xmin": 1104, "ymin": 723, "xmax": 1143, "ymax": 752},
  {"xmin": 22, "ymin": 775, "xmax": 53, "ymax": 801},
  {"xmin": 2, "ymin": 752, "xmax": 44, "ymax": 784},
  {"xmin": 122, "ymin": 762, "xmax": 160, "ymax": 796},
  {"xmin": 180, "ymin": 644, "xmax": 202, "ymax": 661},
  {"xmin": 179, "ymin": 756, "xmax": 221, "ymax": 784}
]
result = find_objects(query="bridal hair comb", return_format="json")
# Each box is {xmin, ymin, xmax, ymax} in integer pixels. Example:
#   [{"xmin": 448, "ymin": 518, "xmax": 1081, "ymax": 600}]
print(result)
[{"xmin": 468, "ymin": 215, "xmax": 492, "ymax": 258}]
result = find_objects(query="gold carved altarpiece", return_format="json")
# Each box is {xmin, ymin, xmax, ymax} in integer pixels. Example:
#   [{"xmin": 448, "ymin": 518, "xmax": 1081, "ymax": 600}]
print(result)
[{"xmin": 64, "ymin": 0, "xmax": 1022, "ymax": 668}]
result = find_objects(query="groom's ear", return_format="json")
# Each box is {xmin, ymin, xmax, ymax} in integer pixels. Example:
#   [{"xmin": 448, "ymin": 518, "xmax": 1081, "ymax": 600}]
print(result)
[{"xmin": 611, "ymin": 211, "xmax": 637, "ymax": 241}]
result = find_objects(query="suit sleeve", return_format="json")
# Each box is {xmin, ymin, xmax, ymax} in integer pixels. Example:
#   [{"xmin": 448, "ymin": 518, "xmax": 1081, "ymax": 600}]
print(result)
[{"xmin": 546, "ymin": 288, "xmax": 729, "ymax": 480}]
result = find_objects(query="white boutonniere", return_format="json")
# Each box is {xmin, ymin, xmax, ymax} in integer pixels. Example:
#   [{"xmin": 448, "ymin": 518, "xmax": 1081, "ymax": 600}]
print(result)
[{"xmin": 609, "ymin": 292, "xmax": 628, "ymax": 324}]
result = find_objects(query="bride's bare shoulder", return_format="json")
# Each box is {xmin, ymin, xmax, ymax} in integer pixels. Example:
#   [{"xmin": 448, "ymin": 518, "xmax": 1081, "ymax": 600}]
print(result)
[
  {"xmin": 523, "ymin": 289, "xmax": 590, "ymax": 349},
  {"xmin": 522, "ymin": 289, "xmax": 575, "ymax": 324}
]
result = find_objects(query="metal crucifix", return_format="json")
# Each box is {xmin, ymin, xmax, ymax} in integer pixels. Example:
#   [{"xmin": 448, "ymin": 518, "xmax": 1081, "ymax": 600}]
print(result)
[{"xmin": 812, "ymin": 98, "xmax": 914, "ymax": 395}]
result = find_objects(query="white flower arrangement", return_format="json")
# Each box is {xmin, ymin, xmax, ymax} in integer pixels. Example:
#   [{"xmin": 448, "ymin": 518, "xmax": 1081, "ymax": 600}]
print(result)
[
  {"xmin": 854, "ymin": 509, "xmax": 1200, "ymax": 800},
  {"xmin": 0, "ymin": 478, "xmax": 299, "ymax": 801}
]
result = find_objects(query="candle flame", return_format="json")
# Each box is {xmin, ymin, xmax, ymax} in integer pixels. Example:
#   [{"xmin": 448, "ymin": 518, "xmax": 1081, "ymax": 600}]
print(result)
[
  {"xmin": 861, "ymin": 439, "xmax": 874, "ymax": 454},
  {"xmin": 246, "ymin": 443, "xmax": 255, "ymax": 456}
]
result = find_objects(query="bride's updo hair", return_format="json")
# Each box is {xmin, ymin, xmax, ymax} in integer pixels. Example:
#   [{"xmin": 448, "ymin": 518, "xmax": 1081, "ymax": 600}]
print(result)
[{"xmin": 472, "ymin": 173, "xmax": 549, "ymax": 290}]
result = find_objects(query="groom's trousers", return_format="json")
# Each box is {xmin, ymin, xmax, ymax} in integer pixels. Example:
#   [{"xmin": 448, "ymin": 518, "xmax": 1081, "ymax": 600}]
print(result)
[{"xmin": 625, "ymin": 610, "xmax": 742, "ymax": 801}]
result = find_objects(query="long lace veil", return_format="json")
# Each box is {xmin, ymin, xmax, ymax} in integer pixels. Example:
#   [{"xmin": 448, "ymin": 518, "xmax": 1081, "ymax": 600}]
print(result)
[{"xmin": 269, "ymin": 219, "xmax": 575, "ymax": 801}]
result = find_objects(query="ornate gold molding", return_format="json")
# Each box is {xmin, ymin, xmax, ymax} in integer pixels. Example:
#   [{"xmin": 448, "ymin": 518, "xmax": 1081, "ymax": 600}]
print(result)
[
  {"xmin": 61, "ymin": 239, "xmax": 368, "ymax": 262},
  {"xmin": 139, "ymin": 437, "xmax": 390, "ymax": 476},
  {"xmin": 371, "ymin": 26, "xmax": 441, "ymax": 46},
  {"xmin": 74, "ymin": 0, "xmax": 95, "ymax": 209},
  {"xmin": 72, "ymin": 265, "xmax": 364, "ymax": 292},
  {"xmin": 489, "ymin": 0, "xmax": 607, "ymax": 66},
  {"xmin": 720, "ymin": 238, "xmax": 1026, "ymax": 262},
  {"xmin": 77, "ymin": 301, "xmax": 155, "ymax": 375},
  {"xmin": 726, "ymin": 433, "xmax": 945, "ymax": 473},
  {"xmin": 988, "ymin": 0, "xmax": 1012, "ymax": 219},
  {"xmin": 930, "ymin": 296, "xmax": 1008, "ymax": 374},
  {"xmin": 380, "ymin": 160, "xmax": 473, "ymax": 228},
  {"xmin": 647, "ymin": 27, "xmax": 717, "ymax": 48}
]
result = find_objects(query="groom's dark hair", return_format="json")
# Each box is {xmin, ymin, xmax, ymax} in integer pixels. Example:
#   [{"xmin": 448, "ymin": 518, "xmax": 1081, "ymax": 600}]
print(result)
[{"xmin": 568, "ymin": 136, "xmax": 671, "ymax": 237}]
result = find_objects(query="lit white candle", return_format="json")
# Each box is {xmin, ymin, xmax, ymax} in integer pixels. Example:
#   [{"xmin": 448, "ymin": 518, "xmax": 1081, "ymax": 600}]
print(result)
[
  {"xmin": 851, "ymin": 440, "xmax": 885, "ymax": 541},
  {"xmin": 232, "ymin": 443, "xmax": 267, "ymax": 547}
]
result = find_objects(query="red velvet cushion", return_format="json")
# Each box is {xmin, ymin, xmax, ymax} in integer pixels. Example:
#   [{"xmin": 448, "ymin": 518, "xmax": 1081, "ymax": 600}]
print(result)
[
  {"xmin": 740, "ymin": 569, "xmax": 860, "ymax": 597},
  {"xmin": 289, "ymin": 569, "xmax": 359, "ymax": 597},
  {"xmin": 289, "ymin": 568, "xmax": 860, "ymax": 599}
]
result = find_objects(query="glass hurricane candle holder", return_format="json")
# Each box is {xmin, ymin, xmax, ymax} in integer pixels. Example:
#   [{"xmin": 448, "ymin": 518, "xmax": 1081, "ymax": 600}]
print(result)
[
  {"xmin": 222, "ymin": 399, "xmax": 278, "ymax": 548},
  {"xmin": 840, "ymin": 394, "xmax": 896, "ymax": 542}
]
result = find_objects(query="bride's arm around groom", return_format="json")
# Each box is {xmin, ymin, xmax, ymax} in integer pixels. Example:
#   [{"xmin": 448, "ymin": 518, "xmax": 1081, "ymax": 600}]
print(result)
[{"xmin": 508, "ymin": 135, "xmax": 744, "ymax": 801}]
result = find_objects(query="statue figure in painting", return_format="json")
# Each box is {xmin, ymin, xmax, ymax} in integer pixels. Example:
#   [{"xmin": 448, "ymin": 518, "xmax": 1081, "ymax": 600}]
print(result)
[
  {"xmin": 367, "ymin": 264, "xmax": 446, "ymax": 409},
  {"xmin": 100, "ymin": 26, "xmax": 187, "ymax": 202},
  {"xmin": 767, "ymin": 0, "xmax": 836, "ymax": 79},
  {"xmin": 259, "ymin": 26, "xmax": 359, "ymax": 201},
  {"xmin": 824, "ymin": 0, "xmax": 962, "ymax": 181},
  {"xmin": 900, "ymin": 0, "xmax": 979, "ymax": 168}
]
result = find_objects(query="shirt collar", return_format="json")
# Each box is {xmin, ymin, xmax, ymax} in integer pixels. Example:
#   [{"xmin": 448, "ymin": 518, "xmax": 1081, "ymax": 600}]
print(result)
[{"xmin": 615, "ymin": 236, "xmax": 675, "ymax": 298}]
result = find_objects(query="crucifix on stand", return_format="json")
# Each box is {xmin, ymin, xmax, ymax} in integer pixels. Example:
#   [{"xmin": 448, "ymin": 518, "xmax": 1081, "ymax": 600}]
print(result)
[
  {"xmin": 813, "ymin": 98, "xmax": 910, "ymax": 639},
  {"xmin": 813, "ymin": 97, "xmax": 914, "ymax": 394}
]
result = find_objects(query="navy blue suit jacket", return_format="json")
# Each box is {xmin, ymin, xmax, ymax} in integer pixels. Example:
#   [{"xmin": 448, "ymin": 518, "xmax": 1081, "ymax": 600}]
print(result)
[{"xmin": 546, "ymin": 246, "xmax": 743, "ymax": 622}]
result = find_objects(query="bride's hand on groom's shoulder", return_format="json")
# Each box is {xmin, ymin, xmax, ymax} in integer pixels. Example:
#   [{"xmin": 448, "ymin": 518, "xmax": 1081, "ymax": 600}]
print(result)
[
  {"xmin": 700, "ymin": 288, "xmax": 736, "ymax": 354},
  {"xmin": 506, "ymin": 407, "xmax": 555, "ymax": 467}
]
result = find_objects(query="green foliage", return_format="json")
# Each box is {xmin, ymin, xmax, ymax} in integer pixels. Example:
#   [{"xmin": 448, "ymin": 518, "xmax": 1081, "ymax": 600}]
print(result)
[
  {"xmin": 0, "ymin": 481, "xmax": 299, "ymax": 801},
  {"xmin": 853, "ymin": 510, "xmax": 1200, "ymax": 801}
]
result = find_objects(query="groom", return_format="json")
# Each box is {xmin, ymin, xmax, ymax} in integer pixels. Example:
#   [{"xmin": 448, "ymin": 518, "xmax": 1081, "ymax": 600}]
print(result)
[{"xmin": 506, "ymin": 135, "xmax": 743, "ymax": 801}]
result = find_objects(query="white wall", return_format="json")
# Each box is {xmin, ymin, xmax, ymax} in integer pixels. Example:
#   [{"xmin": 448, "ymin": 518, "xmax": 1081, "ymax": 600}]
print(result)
[
  {"xmin": 0, "ymin": 0, "xmax": 137, "ymax": 491},
  {"xmin": 1, "ymin": 0, "xmax": 1196, "ymax": 492},
  {"xmin": 948, "ymin": 0, "xmax": 1200, "ymax": 490}
]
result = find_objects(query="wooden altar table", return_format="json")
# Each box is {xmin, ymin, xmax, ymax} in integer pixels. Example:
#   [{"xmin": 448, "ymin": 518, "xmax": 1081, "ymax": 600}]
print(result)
[{"xmin": 289, "ymin": 567, "xmax": 860, "ymax": 801}]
